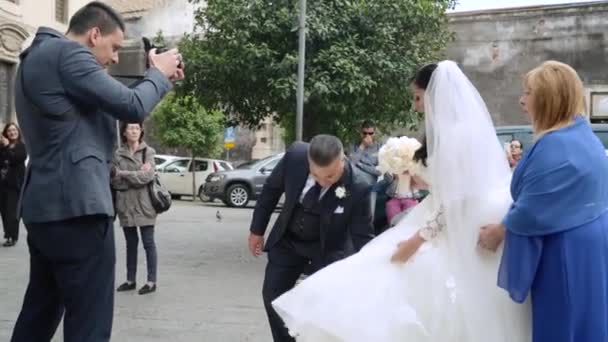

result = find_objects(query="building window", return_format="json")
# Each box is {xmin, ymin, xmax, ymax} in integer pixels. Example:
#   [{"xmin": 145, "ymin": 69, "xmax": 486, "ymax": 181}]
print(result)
[
  {"xmin": 55, "ymin": 0, "xmax": 68, "ymax": 24},
  {"xmin": 190, "ymin": 160, "xmax": 209, "ymax": 172},
  {"xmin": 590, "ymin": 91, "xmax": 608, "ymax": 123}
]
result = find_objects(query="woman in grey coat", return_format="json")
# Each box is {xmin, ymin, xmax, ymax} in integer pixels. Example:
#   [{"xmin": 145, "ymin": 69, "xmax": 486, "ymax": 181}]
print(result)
[{"xmin": 112, "ymin": 122, "xmax": 158, "ymax": 295}]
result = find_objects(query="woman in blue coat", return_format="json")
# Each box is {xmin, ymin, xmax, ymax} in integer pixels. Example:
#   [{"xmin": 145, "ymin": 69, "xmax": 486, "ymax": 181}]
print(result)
[{"xmin": 482, "ymin": 60, "xmax": 608, "ymax": 342}]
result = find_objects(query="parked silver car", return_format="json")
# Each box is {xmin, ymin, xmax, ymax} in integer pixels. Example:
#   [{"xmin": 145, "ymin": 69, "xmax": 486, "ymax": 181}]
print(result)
[
  {"xmin": 202, "ymin": 153, "xmax": 285, "ymax": 207},
  {"xmin": 157, "ymin": 157, "xmax": 233, "ymax": 200}
]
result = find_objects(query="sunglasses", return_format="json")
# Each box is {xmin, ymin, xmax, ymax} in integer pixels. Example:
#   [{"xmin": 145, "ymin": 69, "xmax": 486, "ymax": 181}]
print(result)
[{"xmin": 362, "ymin": 131, "xmax": 375, "ymax": 136}]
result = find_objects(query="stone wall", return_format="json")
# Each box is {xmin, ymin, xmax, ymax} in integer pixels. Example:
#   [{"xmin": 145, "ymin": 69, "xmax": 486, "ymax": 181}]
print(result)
[
  {"xmin": 447, "ymin": 1, "xmax": 608, "ymax": 125},
  {"xmin": 0, "ymin": 19, "xmax": 29, "ymax": 125}
]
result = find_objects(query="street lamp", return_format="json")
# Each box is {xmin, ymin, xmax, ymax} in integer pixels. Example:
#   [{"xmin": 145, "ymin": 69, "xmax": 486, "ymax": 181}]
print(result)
[{"xmin": 296, "ymin": 0, "xmax": 306, "ymax": 141}]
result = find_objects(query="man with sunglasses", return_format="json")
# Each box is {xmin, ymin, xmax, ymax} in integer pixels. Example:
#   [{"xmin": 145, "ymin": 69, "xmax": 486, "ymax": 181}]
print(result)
[{"xmin": 348, "ymin": 120, "xmax": 381, "ymax": 185}]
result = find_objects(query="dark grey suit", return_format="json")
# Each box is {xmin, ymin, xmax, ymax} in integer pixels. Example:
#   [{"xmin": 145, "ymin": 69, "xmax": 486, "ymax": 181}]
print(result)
[
  {"xmin": 250, "ymin": 142, "xmax": 374, "ymax": 342},
  {"xmin": 11, "ymin": 27, "xmax": 172, "ymax": 342}
]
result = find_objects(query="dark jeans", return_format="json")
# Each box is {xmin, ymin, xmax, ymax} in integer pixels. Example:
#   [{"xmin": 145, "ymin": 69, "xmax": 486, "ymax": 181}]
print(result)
[
  {"xmin": 123, "ymin": 226, "xmax": 157, "ymax": 283},
  {"xmin": 262, "ymin": 237, "xmax": 322, "ymax": 342},
  {"xmin": 11, "ymin": 215, "xmax": 115, "ymax": 342},
  {"xmin": 0, "ymin": 186, "xmax": 20, "ymax": 241}
]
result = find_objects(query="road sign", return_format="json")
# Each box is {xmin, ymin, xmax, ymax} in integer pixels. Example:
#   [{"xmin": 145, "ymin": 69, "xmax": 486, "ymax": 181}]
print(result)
[
  {"xmin": 224, "ymin": 127, "xmax": 236, "ymax": 149},
  {"xmin": 224, "ymin": 127, "xmax": 236, "ymax": 143}
]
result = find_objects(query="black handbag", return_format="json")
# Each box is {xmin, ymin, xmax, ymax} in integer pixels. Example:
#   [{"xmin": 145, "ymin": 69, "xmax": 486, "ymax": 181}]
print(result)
[{"xmin": 142, "ymin": 147, "xmax": 172, "ymax": 213}]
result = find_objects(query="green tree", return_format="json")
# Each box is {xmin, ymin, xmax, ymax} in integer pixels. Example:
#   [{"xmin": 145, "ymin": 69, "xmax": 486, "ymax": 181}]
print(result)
[
  {"xmin": 152, "ymin": 92, "xmax": 225, "ymax": 200},
  {"xmin": 152, "ymin": 29, "xmax": 166, "ymax": 46},
  {"xmin": 180, "ymin": 0, "xmax": 455, "ymax": 143}
]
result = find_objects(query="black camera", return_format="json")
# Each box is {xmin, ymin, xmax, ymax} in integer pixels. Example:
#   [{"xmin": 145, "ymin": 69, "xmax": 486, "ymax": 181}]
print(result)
[{"xmin": 142, "ymin": 37, "xmax": 183, "ymax": 69}]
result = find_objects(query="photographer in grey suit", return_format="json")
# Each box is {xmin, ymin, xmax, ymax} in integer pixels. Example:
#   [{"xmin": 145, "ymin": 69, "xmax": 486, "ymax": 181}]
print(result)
[{"xmin": 10, "ymin": 2, "xmax": 183, "ymax": 341}]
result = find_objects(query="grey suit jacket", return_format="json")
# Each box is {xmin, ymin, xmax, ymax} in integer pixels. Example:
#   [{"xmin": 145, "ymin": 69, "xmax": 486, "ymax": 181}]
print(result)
[{"xmin": 14, "ymin": 27, "xmax": 172, "ymax": 224}]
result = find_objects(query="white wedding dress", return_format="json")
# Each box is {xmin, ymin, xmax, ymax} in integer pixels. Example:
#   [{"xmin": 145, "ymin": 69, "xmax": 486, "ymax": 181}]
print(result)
[
  {"xmin": 272, "ymin": 61, "xmax": 531, "ymax": 342},
  {"xmin": 273, "ymin": 166, "xmax": 530, "ymax": 342}
]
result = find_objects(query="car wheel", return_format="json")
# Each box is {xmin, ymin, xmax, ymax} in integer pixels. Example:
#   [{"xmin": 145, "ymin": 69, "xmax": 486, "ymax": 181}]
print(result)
[
  {"xmin": 226, "ymin": 184, "xmax": 250, "ymax": 207},
  {"xmin": 198, "ymin": 187, "xmax": 212, "ymax": 202}
]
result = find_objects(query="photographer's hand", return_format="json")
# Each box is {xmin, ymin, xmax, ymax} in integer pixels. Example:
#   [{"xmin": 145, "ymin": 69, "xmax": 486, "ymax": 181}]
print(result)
[
  {"xmin": 149, "ymin": 48, "xmax": 181, "ymax": 79},
  {"xmin": 169, "ymin": 68, "xmax": 185, "ymax": 82}
]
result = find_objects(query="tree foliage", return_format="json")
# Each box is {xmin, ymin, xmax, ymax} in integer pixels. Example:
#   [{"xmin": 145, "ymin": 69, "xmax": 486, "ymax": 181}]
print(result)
[
  {"xmin": 152, "ymin": 92, "xmax": 225, "ymax": 158},
  {"xmin": 180, "ymin": 0, "xmax": 456, "ymax": 143}
]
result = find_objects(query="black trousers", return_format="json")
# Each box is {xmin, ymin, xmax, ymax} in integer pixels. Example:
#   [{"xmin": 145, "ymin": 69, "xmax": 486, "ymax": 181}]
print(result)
[
  {"xmin": 262, "ymin": 236, "xmax": 322, "ymax": 342},
  {"xmin": 0, "ymin": 186, "xmax": 20, "ymax": 241},
  {"xmin": 11, "ymin": 215, "xmax": 115, "ymax": 342},
  {"xmin": 122, "ymin": 225, "xmax": 157, "ymax": 283}
]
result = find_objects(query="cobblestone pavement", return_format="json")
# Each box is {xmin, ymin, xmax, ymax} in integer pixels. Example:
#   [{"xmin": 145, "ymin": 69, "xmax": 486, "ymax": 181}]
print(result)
[{"xmin": 0, "ymin": 201, "xmax": 275, "ymax": 342}]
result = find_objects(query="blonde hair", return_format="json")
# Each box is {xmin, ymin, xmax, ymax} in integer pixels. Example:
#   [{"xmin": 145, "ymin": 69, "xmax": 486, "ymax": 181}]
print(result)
[{"xmin": 524, "ymin": 61, "xmax": 586, "ymax": 137}]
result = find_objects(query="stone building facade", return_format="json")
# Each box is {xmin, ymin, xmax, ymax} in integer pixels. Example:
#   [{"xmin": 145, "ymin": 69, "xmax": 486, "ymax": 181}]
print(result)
[
  {"xmin": 0, "ymin": 0, "xmax": 91, "ymax": 126},
  {"xmin": 447, "ymin": 1, "xmax": 608, "ymax": 125}
]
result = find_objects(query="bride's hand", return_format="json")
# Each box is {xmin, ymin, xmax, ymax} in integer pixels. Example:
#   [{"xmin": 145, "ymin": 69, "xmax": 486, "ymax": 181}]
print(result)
[{"xmin": 391, "ymin": 235, "xmax": 425, "ymax": 263}]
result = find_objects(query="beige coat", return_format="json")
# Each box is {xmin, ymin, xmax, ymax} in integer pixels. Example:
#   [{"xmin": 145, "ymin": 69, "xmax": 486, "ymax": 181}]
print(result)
[{"xmin": 111, "ymin": 142, "xmax": 157, "ymax": 227}]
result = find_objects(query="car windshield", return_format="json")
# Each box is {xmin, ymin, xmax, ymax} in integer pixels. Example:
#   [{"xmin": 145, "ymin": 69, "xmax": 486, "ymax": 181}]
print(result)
[
  {"xmin": 237, "ymin": 155, "xmax": 281, "ymax": 169},
  {"xmin": 236, "ymin": 160, "xmax": 259, "ymax": 169},
  {"xmin": 495, "ymin": 129, "xmax": 533, "ymax": 152},
  {"xmin": 496, "ymin": 125, "xmax": 608, "ymax": 152},
  {"xmin": 220, "ymin": 161, "xmax": 233, "ymax": 170},
  {"xmin": 594, "ymin": 131, "xmax": 608, "ymax": 148}
]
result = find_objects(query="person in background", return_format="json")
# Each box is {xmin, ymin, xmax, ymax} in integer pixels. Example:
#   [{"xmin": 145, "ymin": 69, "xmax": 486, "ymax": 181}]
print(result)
[
  {"xmin": 0, "ymin": 123, "xmax": 27, "ymax": 247},
  {"xmin": 348, "ymin": 120, "xmax": 381, "ymax": 185},
  {"xmin": 384, "ymin": 171, "xmax": 421, "ymax": 225},
  {"xmin": 507, "ymin": 139, "xmax": 523, "ymax": 169},
  {"xmin": 112, "ymin": 122, "xmax": 158, "ymax": 295}
]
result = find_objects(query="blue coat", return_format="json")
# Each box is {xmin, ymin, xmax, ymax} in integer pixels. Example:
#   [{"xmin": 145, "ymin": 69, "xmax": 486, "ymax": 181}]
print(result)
[{"xmin": 498, "ymin": 116, "xmax": 608, "ymax": 342}]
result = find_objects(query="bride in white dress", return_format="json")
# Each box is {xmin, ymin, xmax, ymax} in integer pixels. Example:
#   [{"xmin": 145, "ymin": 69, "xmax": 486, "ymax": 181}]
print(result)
[{"xmin": 272, "ymin": 61, "xmax": 531, "ymax": 342}]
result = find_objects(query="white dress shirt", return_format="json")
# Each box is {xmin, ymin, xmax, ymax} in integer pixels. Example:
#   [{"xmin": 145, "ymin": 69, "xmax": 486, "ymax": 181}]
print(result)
[{"xmin": 299, "ymin": 175, "xmax": 330, "ymax": 203}]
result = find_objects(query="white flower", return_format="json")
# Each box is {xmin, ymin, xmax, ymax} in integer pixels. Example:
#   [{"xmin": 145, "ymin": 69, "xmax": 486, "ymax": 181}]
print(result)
[
  {"xmin": 335, "ymin": 186, "xmax": 347, "ymax": 199},
  {"xmin": 376, "ymin": 136, "xmax": 422, "ymax": 175}
]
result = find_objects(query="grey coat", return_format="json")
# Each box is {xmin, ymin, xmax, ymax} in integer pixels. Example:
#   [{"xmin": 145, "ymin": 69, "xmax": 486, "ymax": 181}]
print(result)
[
  {"xmin": 111, "ymin": 142, "xmax": 157, "ymax": 227},
  {"xmin": 15, "ymin": 27, "xmax": 171, "ymax": 224}
]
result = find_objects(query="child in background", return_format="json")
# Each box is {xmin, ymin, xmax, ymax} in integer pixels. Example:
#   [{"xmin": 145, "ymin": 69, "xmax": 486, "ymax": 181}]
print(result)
[{"xmin": 385, "ymin": 171, "xmax": 421, "ymax": 225}]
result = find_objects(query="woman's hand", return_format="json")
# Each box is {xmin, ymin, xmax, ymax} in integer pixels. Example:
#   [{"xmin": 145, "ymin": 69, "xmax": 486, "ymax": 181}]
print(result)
[
  {"xmin": 141, "ymin": 162, "xmax": 153, "ymax": 172},
  {"xmin": 391, "ymin": 235, "xmax": 425, "ymax": 263},
  {"xmin": 0, "ymin": 136, "xmax": 8, "ymax": 147},
  {"xmin": 478, "ymin": 223, "xmax": 506, "ymax": 252}
]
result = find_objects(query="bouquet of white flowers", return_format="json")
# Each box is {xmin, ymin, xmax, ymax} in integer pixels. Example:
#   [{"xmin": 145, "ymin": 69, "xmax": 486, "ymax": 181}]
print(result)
[
  {"xmin": 377, "ymin": 136, "xmax": 422, "ymax": 175},
  {"xmin": 377, "ymin": 136, "xmax": 422, "ymax": 195}
]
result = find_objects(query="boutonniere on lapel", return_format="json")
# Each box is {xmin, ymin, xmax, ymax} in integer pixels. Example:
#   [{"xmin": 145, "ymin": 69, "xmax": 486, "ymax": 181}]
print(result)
[{"xmin": 335, "ymin": 185, "xmax": 348, "ymax": 199}]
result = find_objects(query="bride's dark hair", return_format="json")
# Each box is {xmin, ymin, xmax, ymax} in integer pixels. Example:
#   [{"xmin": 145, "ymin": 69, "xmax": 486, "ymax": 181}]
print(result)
[
  {"xmin": 412, "ymin": 63, "xmax": 438, "ymax": 90},
  {"xmin": 413, "ymin": 136, "xmax": 428, "ymax": 166},
  {"xmin": 411, "ymin": 63, "xmax": 437, "ymax": 166}
]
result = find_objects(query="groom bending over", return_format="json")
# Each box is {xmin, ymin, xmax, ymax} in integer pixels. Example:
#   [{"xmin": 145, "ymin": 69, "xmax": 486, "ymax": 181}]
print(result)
[{"xmin": 248, "ymin": 134, "xmax": 375, "ymax": 342}]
